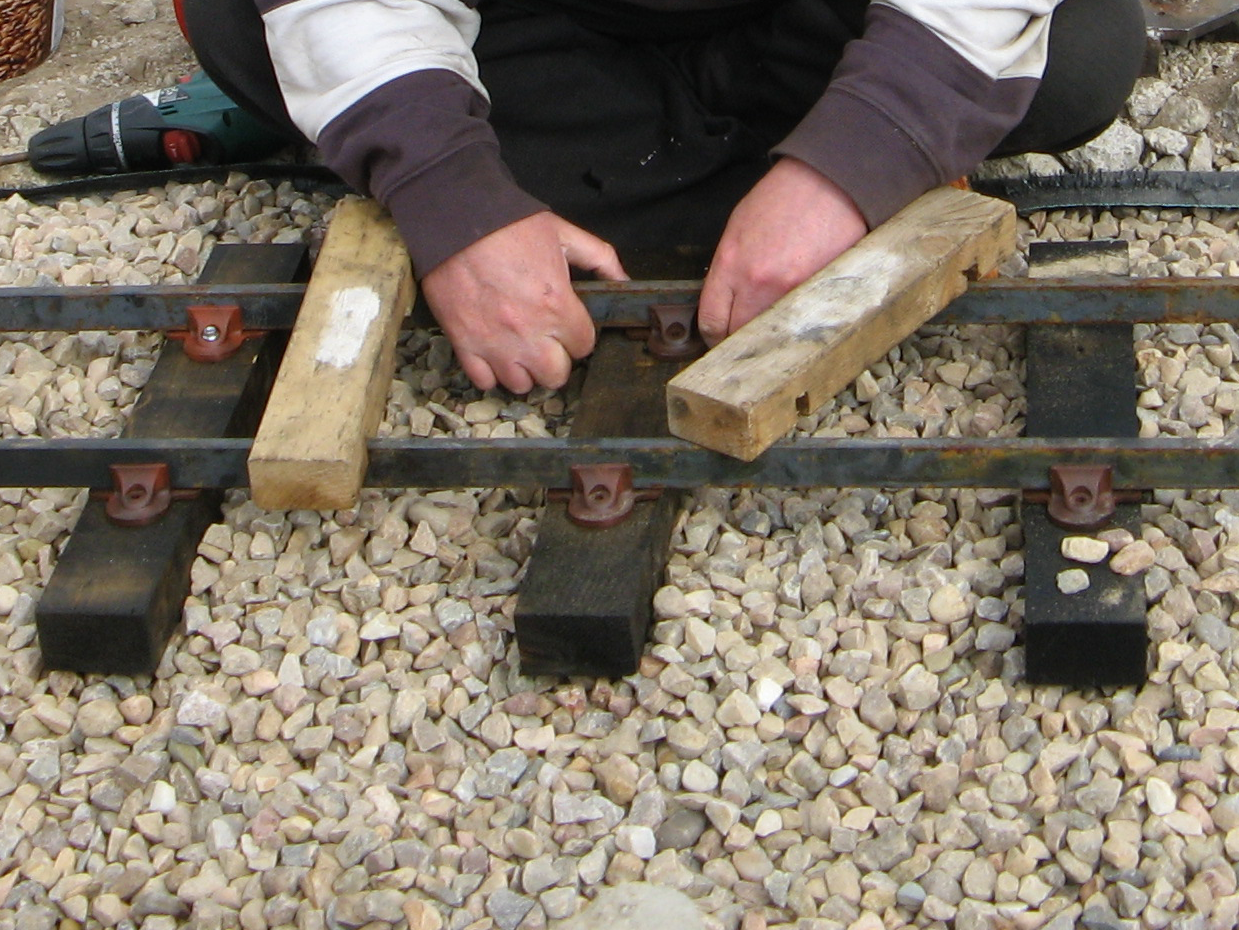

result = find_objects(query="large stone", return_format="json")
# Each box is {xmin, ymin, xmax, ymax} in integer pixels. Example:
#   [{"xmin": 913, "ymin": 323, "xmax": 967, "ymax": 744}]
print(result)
[
  {"xmin": 1143, "ymin": 126, "xmax": 1190, "ymax": 157},
  {"xmin": 1057, "ymin": 569, "xmax": 1090, "ymax": 595},
  {"xmin": 655, "ymin": 809, "xmax": 707, "ymax": 851},
  {"xmin": 853, "ymin": 825, "xmax": 914, "ymax": 871},
  {"xmin": 77, "ymin": 699, "xmax": 124, "ymax": 738},
  {"xmin": 1219, "ymin": 81, "xmax": 1239, "ymax": 143},
  {"xmin": 716, "ymin": 690, "xmax": 761, "ymax": 728},
  {"xmin": 1126, "ymin": 78, "xmax": 1175, "ymax": 126},
  {"xmin": 1061, "ymin": 536, "xmax": 1110, "ymax": 564},
  {"xmin": 118, "ymin": 0, "xmax": 159, "ymax": 24},
  {"xmin": 894, "ymin": 664, "xmax": 941, "ymax": 711},
  {"xmin": 1058, "ymin": 121, "xmax": 1143, "ymax": 173},
  {"xmin": 973, "ymin": 153, "xmax": 1064, "ymax": 180},
  {"xmin": 1151, "ymin": 94, "xmax": 1212, "ymax": 135},
  {"xmin": 551, "ymin": 883, "xmax": 704, "ymax": 930},
  {"xmin": 1111, "ymin": 540, "xmax": 1156, "ymax": 576},
  {"xmin": 176, "ymin": 691, "xmax": 228, "ymax": 728},
  {"xmin": 1145, "ymin": 778, "xmax": 1176, "ymax": 817}
]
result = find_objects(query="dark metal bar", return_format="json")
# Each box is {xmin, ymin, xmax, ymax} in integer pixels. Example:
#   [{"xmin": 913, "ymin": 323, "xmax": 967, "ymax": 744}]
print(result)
[
  {"xmin": 1142, "ymin": 0, "xmax": 1239, "ymax": 40},
  {"xmin": 0, "ymin": 283, "xmax": 304, "ymax": 334},
  {"xmin": 8, "ymin": 277, "xmax": 1239, "ymax": 332},
  {"xmin": 575, "ymin": 280, "xmax": 699, "ymax": 321},
  {"xmin": 973, "ymin": 171, "xmax": 1239, "ymax": 213},
  {"xmin": 0, "ymin": 283, "xmax": 307, "ymax": 331},
  {"xmin": 944, "ymin": 276, "xmax": 1239, "ymax": 326},
  {"xmin": 0, "ymin": 281, "xmax": 699, "ymax": 332},
  {"xmin": 5, "ymin": 435, "xmax": 1239, "ymax": 491}
]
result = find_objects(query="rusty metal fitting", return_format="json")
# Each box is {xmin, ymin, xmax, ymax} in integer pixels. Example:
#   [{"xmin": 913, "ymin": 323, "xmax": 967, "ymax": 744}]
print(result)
[
  {"xmin": 646, "ymin": 303, "xmax": 704, "ymax": 360},
  {"xmin": 96, "ymin": 463, "xmax": 198, "ymax": 526},
  {"xmin": 1044, "ymin": 464, "xmax": 1116, "ymax": 530},
  {"xmin": 555, "ymin": 463, "xmax": 661, "ymax": 528},
  {"xmin": 102, "ymin": 463, "xmax": 173, "ymax": 526},
  {"xmin": 168, "ymin": 304, "xmax": 255, "ymax": 362}
]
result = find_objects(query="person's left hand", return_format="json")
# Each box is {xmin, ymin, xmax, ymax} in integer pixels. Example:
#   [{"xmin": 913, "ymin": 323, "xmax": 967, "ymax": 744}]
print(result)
[{"xmin": 698, "ymin": 156, "xmax": 868, "ymax": 346}]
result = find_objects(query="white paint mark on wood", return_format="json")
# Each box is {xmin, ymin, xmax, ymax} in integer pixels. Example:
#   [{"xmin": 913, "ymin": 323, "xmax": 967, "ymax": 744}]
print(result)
[
  {"xmin": 315, "ymin": 286, "xmax": 381, "ymax": 368},
  {"xmin": 784, "ymin": 249, "xmax": 902, "ymax": 338}
]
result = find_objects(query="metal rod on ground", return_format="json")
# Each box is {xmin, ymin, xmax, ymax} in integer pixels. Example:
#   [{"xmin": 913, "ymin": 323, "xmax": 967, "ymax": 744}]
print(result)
[
  {"xmin": 4, "ymin": 435, "xmax": 1239, "ymax": 492},
  {"xmin": 11, "ymin": 277, "xmax": 1239, "ymax": 332}
]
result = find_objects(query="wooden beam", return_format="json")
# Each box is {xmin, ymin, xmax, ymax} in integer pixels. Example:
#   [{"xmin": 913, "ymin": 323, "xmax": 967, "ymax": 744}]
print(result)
[
  {"xmin": 1023, "ymin": 240, "xmax": 1147, "ymax": 686},
  {"xmin": 515, "ymin": 334, "xmax": 685, "ymax": 678},
  {"xmin": 249, "ymin": 199, "xmax": 413, "ymax": 510},
  {"xmin": 1023, "ymin": 325, "xmax": 1146, "ymax": 686},
  {"xmin": 665, "ymin": 186, "xmax": 1017, "ymax": 461},
  {"xmin": 37, "ymin": 244, "xmax": 305, "ymax": 674}
]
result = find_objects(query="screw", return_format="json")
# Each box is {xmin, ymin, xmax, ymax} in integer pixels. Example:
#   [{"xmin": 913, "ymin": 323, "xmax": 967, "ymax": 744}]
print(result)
[{"xmin": 200, "ymin": 324, "xmax": 221, "ymax": 342}]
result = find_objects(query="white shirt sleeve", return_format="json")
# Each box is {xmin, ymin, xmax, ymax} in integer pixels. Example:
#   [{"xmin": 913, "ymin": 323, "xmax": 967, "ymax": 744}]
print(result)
[
  {"xmin": 261, "ymin": 0, "xmax": 485, "ymax": 141},
  {"xmin": 873, "ymin": 0, "xmax": 1062, "ymax": 80}
]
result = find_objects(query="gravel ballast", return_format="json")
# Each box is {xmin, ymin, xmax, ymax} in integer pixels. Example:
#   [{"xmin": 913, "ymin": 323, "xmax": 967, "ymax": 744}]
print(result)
[{"xmin": 5, "ymin": 15, "xmax": 1239, "ymax": 930}]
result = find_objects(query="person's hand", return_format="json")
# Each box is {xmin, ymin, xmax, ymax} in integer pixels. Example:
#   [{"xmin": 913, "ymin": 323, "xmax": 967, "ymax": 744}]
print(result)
[
  {"xmin": 699, "ymin": 157, "xmax": 868, "ymax": 346},
  {"xmin": 421, "ymin": 211, "xmax": 628, "ymax": 393}
]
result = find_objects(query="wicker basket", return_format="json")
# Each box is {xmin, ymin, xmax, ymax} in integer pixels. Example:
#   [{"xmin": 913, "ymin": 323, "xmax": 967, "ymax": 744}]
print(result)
[{"xmin": 0, "ymin": 0, "xmax": 64, "ymax": 80}]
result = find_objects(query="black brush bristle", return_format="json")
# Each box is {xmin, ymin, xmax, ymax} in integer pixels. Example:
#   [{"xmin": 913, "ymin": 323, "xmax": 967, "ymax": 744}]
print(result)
[{"xmin": 971, "ymin": 170, "xmax": 1239, "ymax": 213}]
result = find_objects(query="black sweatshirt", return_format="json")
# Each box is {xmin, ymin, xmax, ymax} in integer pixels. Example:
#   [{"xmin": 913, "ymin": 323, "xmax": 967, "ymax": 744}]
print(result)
[{"xmin": 256, "ymin": 0, "xmax": 1054, "ymax": 274}]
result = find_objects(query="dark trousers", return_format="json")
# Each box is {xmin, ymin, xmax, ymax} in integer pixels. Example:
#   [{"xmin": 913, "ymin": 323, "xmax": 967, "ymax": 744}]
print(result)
[{"xmin": 182, "ymin": 0, "xmax": 1145, "ymax": 265}]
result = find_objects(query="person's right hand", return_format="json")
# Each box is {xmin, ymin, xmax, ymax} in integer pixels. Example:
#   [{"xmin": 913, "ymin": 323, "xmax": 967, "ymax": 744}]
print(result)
[{"xmin": 421, "ymin": 211, "xmax": 628, "ymax": 394}]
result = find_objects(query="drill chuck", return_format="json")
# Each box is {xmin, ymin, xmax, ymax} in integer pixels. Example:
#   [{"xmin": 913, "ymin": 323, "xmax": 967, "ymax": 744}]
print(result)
[{"xmin": 28, "ymin": 96, "xmax": 170, "ymax": 174}]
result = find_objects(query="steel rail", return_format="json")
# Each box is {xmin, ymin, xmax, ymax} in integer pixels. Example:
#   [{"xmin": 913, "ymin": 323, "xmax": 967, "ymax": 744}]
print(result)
[
  {"xmin": 4, "ymin": 436, "xmax": 1239, "ymax": 491},
  {"xmin": 6, "ymin": 277, "xmax": 1239, "ymax": 332},
  {"xmin": 0, "ymin": 283, "xmax": 306, "ymax": 331}
]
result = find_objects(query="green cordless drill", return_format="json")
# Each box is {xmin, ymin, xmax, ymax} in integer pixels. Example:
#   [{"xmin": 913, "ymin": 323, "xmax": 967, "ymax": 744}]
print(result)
[{"xmin": 10, "ymin": 71, "xmax": 291, "ymax": 174}]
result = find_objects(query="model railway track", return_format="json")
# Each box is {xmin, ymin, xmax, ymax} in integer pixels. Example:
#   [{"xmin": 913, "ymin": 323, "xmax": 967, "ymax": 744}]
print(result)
[{"xmin": 4, "ymin": 179, "xmax": 1239, "ymax": 685}]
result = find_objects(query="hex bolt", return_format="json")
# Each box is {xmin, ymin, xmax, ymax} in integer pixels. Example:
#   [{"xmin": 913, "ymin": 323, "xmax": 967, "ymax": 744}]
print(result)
[{"xmin": 200, "ymin": 324, "xmax": 221, "ymax": 342}]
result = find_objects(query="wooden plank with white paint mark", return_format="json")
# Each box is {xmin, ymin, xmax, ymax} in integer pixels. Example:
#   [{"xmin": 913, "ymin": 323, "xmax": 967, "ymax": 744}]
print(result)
[
  {"xmin": 666, "ymin": 186, "xmax": 1017, "ymax": 461},
  {"xmin": 249, "ymin": 199, "xmax": 414, "ymax": 510}
]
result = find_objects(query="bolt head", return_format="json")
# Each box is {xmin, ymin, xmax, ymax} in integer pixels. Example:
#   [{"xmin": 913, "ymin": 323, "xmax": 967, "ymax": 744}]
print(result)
[{"xmin": 200, "ymin": 324, "xmax": 221, "ymax": 342}]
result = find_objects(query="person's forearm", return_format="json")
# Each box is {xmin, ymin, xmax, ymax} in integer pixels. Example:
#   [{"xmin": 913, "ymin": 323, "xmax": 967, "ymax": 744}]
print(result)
[
  {"xmin": 253, "ymin": 0, "xmax": 543, "ymax": 275},
  {"xmin": 775, "ymin": 0, "xmax": 1058, "ymax": 227},
  {"xmin": 315, "ymin": 70, "xmax": 546, "ymax": 275}
]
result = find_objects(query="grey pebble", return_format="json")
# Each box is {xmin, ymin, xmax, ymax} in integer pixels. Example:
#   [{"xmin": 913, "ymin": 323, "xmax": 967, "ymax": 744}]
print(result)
[
  {"xmin": 655, "ymin": 809, "xmax": 707, "ymax": 850},
  {"xmin": 1155, "ymin": 744, "xmax": 1201, "ymax": 762},
  {"xmin": 486, "ymin": 889, "xmax": 535, "ymax": 930},
  {"xmin": 896, "ymin": 882, "xmax": 927, "ymax": 908}
]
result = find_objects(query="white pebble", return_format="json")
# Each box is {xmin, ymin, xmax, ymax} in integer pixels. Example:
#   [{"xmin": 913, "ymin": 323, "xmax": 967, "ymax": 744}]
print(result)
[
  {"xmin": 1057, "ymin": 568, "xmax": 1091, "ymax": 594},
  {"xmin": 1146, "ymin": 777, "xmax": 1176, "ymax": 816},
  {"xmin": 149, "ymin": 781, "xmax": 177, "ymax": 814},
  {"xmin": 1060, "ymin": 536, "xmax": 1111, "ymax": 563}
]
